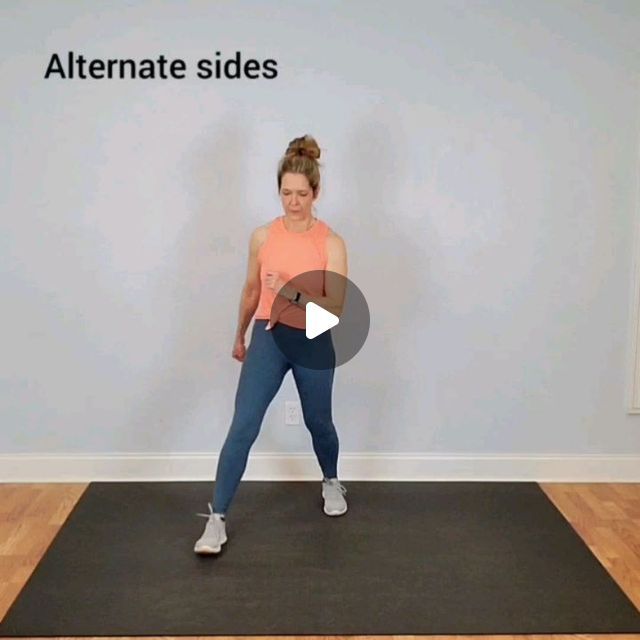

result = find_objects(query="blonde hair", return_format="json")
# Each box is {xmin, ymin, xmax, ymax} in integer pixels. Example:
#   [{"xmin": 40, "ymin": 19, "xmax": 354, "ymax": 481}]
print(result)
[{"xmin": 277, "ymin": 134, "xmax": 322, "ymax": 197}]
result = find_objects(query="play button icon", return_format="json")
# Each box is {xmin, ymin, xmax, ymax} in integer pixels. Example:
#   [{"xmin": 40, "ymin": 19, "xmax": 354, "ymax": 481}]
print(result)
[
  {"xmin": 266, "ymin": 269, "xmax": 370, "ymax": 370},
  {"xmin": 306, "ymin": 302, "xmax": 339, "ymax": 339}
]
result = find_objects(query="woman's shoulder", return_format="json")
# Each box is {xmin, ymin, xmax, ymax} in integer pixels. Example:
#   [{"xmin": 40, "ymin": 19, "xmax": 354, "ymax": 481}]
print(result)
[
  {"xmin": 254, "ymin": 217, "xmax": 281, "ymax": 240},
  {"xmin": 325, "ymin": 225, "xmax": 344, "ymax": 245},
  {"xmin": 324, "ymin": 226, "xmax": 346, "ymax": 264},
  {"xmin": 250, "ymin": 222, "xmax": 271, "ymax": 255},
  {"xmin": 253, "ymin": 222, "xmax": 271, "ymax": 240}
]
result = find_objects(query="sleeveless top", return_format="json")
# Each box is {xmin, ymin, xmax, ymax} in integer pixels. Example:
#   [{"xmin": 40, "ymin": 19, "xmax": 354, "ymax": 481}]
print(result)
[{"xmin": 255, "ymin": 215, "xmax": 331, "ymax": 329}]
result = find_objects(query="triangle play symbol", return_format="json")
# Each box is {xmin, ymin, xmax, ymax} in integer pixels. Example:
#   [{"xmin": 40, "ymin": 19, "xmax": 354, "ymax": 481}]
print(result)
[{"xmin": 306, "ymin": 302, "xmax": 339, "ymax": 339}]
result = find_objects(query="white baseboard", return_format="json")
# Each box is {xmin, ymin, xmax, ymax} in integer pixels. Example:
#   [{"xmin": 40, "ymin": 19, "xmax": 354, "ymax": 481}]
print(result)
[{"xmin": 0, "ymin": 452, "xmax": 639, "ymax": 482}]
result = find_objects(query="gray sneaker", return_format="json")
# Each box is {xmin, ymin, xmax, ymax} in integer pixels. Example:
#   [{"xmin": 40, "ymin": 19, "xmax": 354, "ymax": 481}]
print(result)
[
  {"xmin": 322, "ymin": 478, "xmax": 348, "ymax": 516},
  {"xmin": 194, "ymin": 502, "xmax": 227, "ymax": 555}
]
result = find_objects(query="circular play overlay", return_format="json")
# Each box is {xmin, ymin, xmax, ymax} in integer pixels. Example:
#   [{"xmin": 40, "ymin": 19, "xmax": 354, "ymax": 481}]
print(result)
[{"xmin": 267, "ymin": 270, "xmax": 369, "ymax": 370}]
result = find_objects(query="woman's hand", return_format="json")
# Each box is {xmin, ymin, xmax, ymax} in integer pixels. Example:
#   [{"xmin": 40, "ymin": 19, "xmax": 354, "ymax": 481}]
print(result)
[
  {"xmin": 232, "ymin": 335, "xmax": 246, "ymax": 362},
  {"xmin": 265, "ymin": 271, "xmax": 295, "ymax": 299}
]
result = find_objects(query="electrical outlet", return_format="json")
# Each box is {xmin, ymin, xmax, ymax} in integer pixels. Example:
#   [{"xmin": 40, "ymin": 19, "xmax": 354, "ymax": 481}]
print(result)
[{"xmin": 285, "ymin": 400, "xmax": 301, "ymax": 425}]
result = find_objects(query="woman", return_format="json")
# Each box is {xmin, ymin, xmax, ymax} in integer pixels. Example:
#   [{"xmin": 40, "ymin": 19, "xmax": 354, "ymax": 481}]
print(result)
[{"xmin": 195, "ymin": 134, "xmax": 349, "ymax": 555}]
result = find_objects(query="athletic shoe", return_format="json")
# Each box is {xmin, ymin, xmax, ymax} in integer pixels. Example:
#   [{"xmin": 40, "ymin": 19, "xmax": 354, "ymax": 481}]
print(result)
[
  {"xmin": 194, "ymin": 502, "xmax": 227, "ymax": 554},
  {"xmin": 322, "ymin": 477, "xmax": 348, "ymax": 516}
]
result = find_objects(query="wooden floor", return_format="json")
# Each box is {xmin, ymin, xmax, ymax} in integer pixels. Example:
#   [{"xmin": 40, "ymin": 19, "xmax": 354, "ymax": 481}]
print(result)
[{"xmin": 0, "ymin": 482, "xmax": 639, "ymax": 640}]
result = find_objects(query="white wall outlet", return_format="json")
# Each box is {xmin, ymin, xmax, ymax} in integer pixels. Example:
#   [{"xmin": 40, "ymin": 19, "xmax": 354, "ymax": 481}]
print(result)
[{"xmin": 285, "ymin": 400, "xmax": 301, "ymax": 425}]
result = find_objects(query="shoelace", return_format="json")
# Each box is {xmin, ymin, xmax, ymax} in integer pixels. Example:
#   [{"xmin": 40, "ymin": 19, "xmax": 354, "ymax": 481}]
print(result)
[
  {"xmin": 195, "ymin": 502, "xmax": 215, "ymax": 520},
  {"xmin": 324, "ymin": 480, "xmax": 347, "ymax": 496}
]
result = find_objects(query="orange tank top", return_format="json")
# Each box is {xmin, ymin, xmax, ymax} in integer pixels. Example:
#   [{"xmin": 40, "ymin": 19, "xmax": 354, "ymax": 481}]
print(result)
[{"xmin": 255, "ymin": 215, "xmax": 331, "ymax": 329}]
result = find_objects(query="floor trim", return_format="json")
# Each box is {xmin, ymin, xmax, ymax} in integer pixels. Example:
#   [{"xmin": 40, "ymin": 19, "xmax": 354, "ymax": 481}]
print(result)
[{"xmin": 1, "ymin": 452, "xmax": 639, "ymax": 481}]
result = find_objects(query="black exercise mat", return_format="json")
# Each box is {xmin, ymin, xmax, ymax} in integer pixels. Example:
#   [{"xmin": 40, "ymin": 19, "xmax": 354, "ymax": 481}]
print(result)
[{"xmin": 1, "ymin": 481, "xmax": 639, "ymax": 636}]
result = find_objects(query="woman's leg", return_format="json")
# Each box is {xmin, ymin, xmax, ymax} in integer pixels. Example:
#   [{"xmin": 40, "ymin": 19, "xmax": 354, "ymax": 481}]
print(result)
[
  {"xmin": 291, "ymin": 358, "xmax": 339, "ymax": 480},
  {"xmin": 212, "ymin": 321, "xmax": 290, "ymax": 514}
]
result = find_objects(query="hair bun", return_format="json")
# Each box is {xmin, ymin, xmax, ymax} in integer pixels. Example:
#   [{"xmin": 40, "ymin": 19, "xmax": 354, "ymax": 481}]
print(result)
[{"xmin": 286, "ymin": 134, "xmax": 321, "ymax": 162}]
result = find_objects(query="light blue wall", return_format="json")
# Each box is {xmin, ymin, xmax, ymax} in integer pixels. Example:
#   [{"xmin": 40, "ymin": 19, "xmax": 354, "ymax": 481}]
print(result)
[{"xmin": 2, "ymin": 0, "xmax": 640, "ymax": 456}]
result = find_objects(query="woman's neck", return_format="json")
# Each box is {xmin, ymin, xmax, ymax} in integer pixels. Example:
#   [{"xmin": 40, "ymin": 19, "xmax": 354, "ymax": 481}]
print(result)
[{"xmin": 283, "ymin": 213, "xmax": 315, "ymax": 233}]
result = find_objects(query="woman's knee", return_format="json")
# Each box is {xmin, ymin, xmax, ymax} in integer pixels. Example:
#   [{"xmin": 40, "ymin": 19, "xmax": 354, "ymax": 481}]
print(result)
[{"xmin": 304, "ymin": 418, "xmax": 338, "ymax": 438}]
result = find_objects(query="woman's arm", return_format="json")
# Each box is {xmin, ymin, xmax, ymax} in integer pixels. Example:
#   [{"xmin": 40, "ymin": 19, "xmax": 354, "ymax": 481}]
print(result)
[
  {"xmin": 235, "ymin": 227, "xmax": 266, "ymax": 339},
  {"xmin": 292, "ymin": 233, "xmax": 348, "ymax": 316}
]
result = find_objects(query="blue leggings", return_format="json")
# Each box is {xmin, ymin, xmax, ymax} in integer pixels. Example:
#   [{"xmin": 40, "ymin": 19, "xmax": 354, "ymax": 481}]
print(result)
[{"xmin": 212, "ymin": 319, "xmax": 339, "ymax": 515}]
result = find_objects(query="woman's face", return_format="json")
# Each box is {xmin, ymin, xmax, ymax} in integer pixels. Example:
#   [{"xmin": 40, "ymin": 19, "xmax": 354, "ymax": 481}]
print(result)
[{"xmin": 280, "ymin": 172, "xmax": 317, "ymax": 219}]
